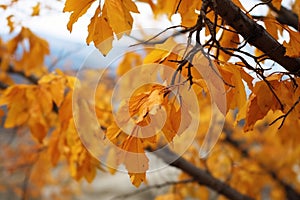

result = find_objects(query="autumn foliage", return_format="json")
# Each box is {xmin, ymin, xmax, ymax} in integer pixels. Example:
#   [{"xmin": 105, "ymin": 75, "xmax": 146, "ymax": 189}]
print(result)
[{"xmin": 1, "ymin": 0, "xmax": 300, "ymax": 199}]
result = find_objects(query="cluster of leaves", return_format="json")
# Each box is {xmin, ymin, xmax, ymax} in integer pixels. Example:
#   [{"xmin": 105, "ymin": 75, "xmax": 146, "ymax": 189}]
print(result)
[{"xmin": 0, "ymin": 0, "xmax": 300, "ymax": 199}]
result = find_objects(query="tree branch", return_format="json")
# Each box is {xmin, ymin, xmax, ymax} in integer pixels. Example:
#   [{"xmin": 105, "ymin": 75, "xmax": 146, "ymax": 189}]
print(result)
[
  {"xmin": 223, "ymin": 125, "xmax": 300, "ymax": 200},
  {"xmin": 152, "ymin": 148, "xmax": 253, "ymax": 200},
  {"xmin": 213, "ymin": 0, "xmax": 300, "ymax": 75},
  {"xmin": 265, "ymin": 1, "xmax": 299, "ymax": 30},
  {"xmin": 111, "ymin": 178, "xmax": 195, "ymax": 200}
]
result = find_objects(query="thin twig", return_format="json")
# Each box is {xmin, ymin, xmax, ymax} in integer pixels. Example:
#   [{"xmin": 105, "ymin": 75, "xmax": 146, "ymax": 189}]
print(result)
[
  {"xmin": 110, "ymin": 178, "xmax": 195, "ymax": 200},
  {"xmin": 270, "ymin": 96, "xmax": 300, "ymax": 129}
]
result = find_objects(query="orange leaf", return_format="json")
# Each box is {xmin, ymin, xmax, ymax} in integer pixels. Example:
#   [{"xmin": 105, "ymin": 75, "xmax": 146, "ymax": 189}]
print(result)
[
  {"xmin": 87, "ymin": 6, "xmax": 114, "ymax": 56},
  {"xmin": 219, "ymin": 27, "xmax": 240, "ymax": 62},
  {"xmin": 63, "ymin": 0, "xmax": 96, "ymax": 32},
  {"xmin": 105, "ymin": 0, "xmax": 135, "ymax": 37},
  {"xmin": 6, "ymin": 15, "xmax": 14, "ymax": 33},
  {"xmin": 129, "ymin": 84, "xmax": 169, "ymax": 123},
  {"xmin": 283, "ymin": 26, "xmax": 300, "ymax": 58},
  {"xmin": 128, "ymin": 172, "xmax": 147, "ymax": 187},
  {"xmin": 31, "ymin": 2, "xmax": 40, "ymax": 16}
]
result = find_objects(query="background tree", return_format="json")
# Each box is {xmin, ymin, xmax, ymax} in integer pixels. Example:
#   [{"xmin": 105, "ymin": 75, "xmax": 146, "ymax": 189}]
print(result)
[{"xmin": 0, "ymin": 0, "xmax": 300, "ymax": 200}]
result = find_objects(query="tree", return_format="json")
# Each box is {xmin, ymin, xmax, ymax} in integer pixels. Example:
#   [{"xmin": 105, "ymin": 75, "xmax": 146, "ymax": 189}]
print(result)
[{"xmin": 0, "ymin": 0, "xmax": 300, "ymax": 199}]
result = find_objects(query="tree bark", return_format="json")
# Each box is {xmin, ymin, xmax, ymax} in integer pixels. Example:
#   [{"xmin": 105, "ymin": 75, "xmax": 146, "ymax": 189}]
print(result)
[
  {"xmin": 213, "ymin": 0, "xmax": 300, "ymax": 75},
  {"xmin": 153, "ymin": 148, "xmax": 253, "ymax": 200}
]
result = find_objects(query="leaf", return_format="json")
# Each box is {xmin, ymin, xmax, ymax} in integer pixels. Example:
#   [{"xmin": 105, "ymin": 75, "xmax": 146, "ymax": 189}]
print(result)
[
  {"xmin": 39, "ymin": 73, "xmax": 66, "ymax": 107},
  {"xmin": 128, "ymin": 172, "xmax": 147, "ymax": 187},
  {"xmin": 283, "ymin": 26, "xmax": 300, "ymax": 58},
  {"xmin": 84, "ymin": 158, "xmax": 97, "ymax": 183},
  {"xmin": 271, "ymin": 0, "xmax": 282, "ymax": 10},
  {"xmin": 6, "ymin": 27, "xmax": 49, "ymax": 76},
  {"xmin": 121, "ymin": 135, "xmax": 149, "ymax": 187},
  {"xmin": 105, "ymin": 0, "xmax": 135, "ymax": 37},
  {"xmin": 219, "ymin": 27, "xmax": 240, "ymax": 62},
  {"xmin": 244, "ymin": 77, "xmax": 285, "ymax": 131},
  {"xmin": 162, "ymin": 98, "xmax": 192, "ymax": 142},
  {"xmin": 218, "ymin": 63, "xmax": 247, "ymax": 111},
  {"xmin": 143, "ymin": 37, "xmax": 178, "ymax": 64},
  {"xmin": 63, "ymin": 0, "xmax": 96, "ymax": 32},
  {"xmin": 155, "ymin": 193, "xmax": 182, "ymax": 200},
  {"xmin": 116, "ymin": 52, "xmax": 142, "ymax": 76},
  {"xmin": 6, "ymin": 15, "xmax": 14, "ymax": 33},
  {"xmin": 264, "ymin": 17, "xmax": 281, "ymax": 40},
  {"xmin": 129, "ymin": 84, "xmax": 169, "ymax": 123},
  {"xmin": 206, "ymin": 149, "xmax": 232, "ymax": 181},
  {"xmin": 87, "ymin": 6, "xmax": 114, "ymax": 56},
  {"xmin": 177, "ymin": 0, "xmax": 201, "ymax": 27},
  {"xmin": 162, "ymin": 103, "xmax": 181, "ymax": 142},
  {"xmin": 31, "ymin": 2, "xmax": 40, "ymax": 16},
  {"xmin": 123, "ymin": 0, "xmax": 139, "ymax": 13},
  {"xmin": 292, "ymin": 0, "xmax": 300, "ymax": 30}
]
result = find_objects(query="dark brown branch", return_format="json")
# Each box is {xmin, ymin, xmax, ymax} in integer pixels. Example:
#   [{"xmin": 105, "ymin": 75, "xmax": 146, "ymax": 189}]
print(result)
[
  {"xmin": 266, "ymin": 2, "xmax": 299, "ymax": 30},
  {"xmin": 7, "ymin": 66, "xmax": 39, "ymax": 84},
  {"xmin": 152, "ymin": 148, "xmax": 253, "ymax": 200},
  {"xmin": 0, "ymin": 58, "xmax": 39, "ymax": 85},
  {"xmin": 213, "ymin": 0, "xmax": 300, "ymax": 75},
  {"xmin": 0, "ymin": 81, "xmax": 8, "ymax": 89}
]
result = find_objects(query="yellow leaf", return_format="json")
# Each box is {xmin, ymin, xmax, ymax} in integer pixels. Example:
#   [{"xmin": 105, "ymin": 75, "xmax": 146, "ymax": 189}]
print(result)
[
  {"xmin": 6, "ymin": 27, "xmax": 49, "ymax": 76},
  {"xmin": 123, "ymin": 0, "xmax": 140, "ymax": 13},
  {"xmin": 219, "ymin": 27, "xmax": 240, "ymax": 62},
  {"xmin": 244, "ymin": 78, "xmax": 283, "ymax": 132},
  {"xmin": 128, "ymin": 172, "xmax": 147, "ymax": 187},
  {"xmin": 63, "ymin": 0, "xmax": 96, "ymax": 32},
  {"xmin": 87, "ymin": 6, "xmax": 114, "ymax": 56},
  {"xmin": 129, "ymin": 84, "xmax": 169, "ymax": 123},
  {"xmin": 162, "ymin": 99, "xmax": 192, "ymax": 142},
  {"xmin": 31, "ymin": 2, "xmax": 40, "ymax": 16},
  {"xmin": 84, "ymin": 159, "xmax": 97, "ymax": 183},
  {"xmin": 6, "ymin": 15, "xmax": 14, "ymax": 33},
  {"xmin": 116, "ymin": 52, "xmax": 142, "ymax": 76},
  {"xmin": 218, "ymin": 63, "xmax": 247, "ymax": 111},
  {"xmin": 144, "ymin": 37, "xmax": 178, "ymax": 64},
  {"xmin": 120, "ymin": 134, "xmax": 149, "ymax": 187},
  {"xmin": 106, "ymin": 121, "xmax": 125, "ymax": 144},
  {"xmin": 29, "ymin": 121, "xmax": 48, "ymax": 143},
  {"xmin": 177, "ymin": 0, "xmax": 201, "ymax": 27},
  {"xmin": 156, "ymin": 0, "xmax": 180, "ymax": 20},
  {"xmin": 106, "ymin": 148, "xmax": 118, "ymax": 174},
  {"xmin": 283, "ymin": 26, "xmax": 300, "ymax": 58},
  {"xmin": 155, "ymin": 193, "xmax": 182, "ymax": 200},
  {"xmin": 39, "ymin": 74, "xmax": 66, "ymax": 107},
  {"xmin": 48, "ymin": 129, "xmax": 61, "ymax": 166},
  {"xmin": 206, "ymin": 150, "xmax": 232, "ymax": 181},
  {"xmin": 105, "ymin": 0, "xmax": 134, "ymax": 37}
]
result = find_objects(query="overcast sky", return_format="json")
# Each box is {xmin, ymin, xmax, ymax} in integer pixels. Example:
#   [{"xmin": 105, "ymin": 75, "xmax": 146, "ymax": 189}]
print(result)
[{"xmin": 0, "ymin": 0, "xmax": 282, "ymax": 42}]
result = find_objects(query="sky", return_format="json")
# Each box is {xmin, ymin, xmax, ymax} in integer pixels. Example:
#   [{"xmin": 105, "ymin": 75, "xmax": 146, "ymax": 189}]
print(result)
[
  {"xmin": 0, "ymin": 0, "xmax": 293, "ymax": 72},
  {"xmin": 0, "ymin": 0, "xmax": 276, "ymax": 42}
]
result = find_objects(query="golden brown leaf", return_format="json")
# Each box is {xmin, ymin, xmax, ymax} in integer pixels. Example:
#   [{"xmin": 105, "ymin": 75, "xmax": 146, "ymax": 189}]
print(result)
[
  {"xmin": 105, "ymin": 0, "xmax": 136, "ymax": 37},
  {"xmin": 63, "ymin": 0, "xmax": 96, "ymax": 32},
  {"xmin": 219, "ymin": 27, "xmax": 240, "ymax": 62},
  {"xmin": 87, "ymin": 6, "xmax": 114, "ymax": 56},
  {"xmin": 283, "ymin": 26, "xmax": 300, "ymax": 58},
  {"xmin": 31, "ymin": 2, "xmax": 40, "ymax": 16}
]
